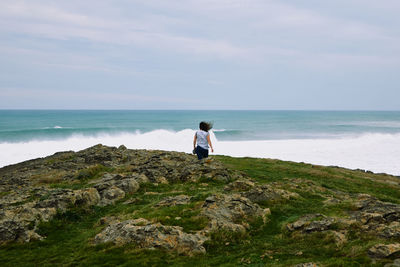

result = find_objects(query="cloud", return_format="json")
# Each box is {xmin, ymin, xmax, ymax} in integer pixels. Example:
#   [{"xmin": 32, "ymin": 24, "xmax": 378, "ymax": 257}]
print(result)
[
  {"xmin": 0, "ymin": 0, "xmax": 248, "ymax": 59},
  {"xmin": 1, "ymin": 0, "xmax": 399, "ymax": 65}
]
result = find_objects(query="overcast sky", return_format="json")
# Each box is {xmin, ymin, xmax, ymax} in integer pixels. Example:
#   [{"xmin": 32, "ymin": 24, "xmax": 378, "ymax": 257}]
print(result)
[{"xmin": 0, "ymin": 0, "xmax": 399, "ymax": 110}]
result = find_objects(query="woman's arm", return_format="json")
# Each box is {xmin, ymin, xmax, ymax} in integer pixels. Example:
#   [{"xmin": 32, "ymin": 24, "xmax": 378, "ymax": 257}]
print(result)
[
  {"xmin": 193, "ymin": 133, "xmax": 197, "ymax": 149},
  {"xmin": 207, "ymin": 134, "xmax": 214, "ymax": 153}
]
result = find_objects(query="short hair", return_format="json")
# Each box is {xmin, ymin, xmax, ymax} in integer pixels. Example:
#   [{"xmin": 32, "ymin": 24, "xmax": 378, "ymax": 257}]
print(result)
[{"xmin": 199, "ymin": 121, "xmax": 213, "ymax": 132}]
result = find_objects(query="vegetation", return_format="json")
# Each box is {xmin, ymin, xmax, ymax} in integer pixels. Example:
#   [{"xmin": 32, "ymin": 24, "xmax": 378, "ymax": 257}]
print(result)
[{"xmin": 1, "ymin": 155, "xmax": 399, "ymax": 266}]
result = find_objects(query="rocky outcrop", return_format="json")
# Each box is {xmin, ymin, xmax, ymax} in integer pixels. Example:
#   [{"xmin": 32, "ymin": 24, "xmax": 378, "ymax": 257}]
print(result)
[
  {"xmin": 200, "ymin": 194, "xmax": 270, "ymax": 233},
  {"xmin": 349, "ymin": 195, "xmax": 400, "ymax": 240},
  {"xmin": 94, "ymin": 218, "xmax": 207, "ymax": 255},
  {"xmin": 92, "ymin": 174, "xmax": 140, "ymax": 206},
  {"xmin": 286, "ymin": 214, "xmax": 335, "ymax": 233},
  {"xmin": 95, "ymin": 193, "xmax": 271, "ymax": 255},
  {"xmin": 224, "ymin": 179, "xmax": 256, "ymax": 192},
  {"xmin": 156, "ymin": 195, "xmax": 191, "ymax": 207},
  {"xmin": 241, "ymin": 185, "xmax": 299, "ymax": 203},
  {"xmin": 294, "ymin": 263, "xmax": 319, "ymax": 267},
  {"xmin": 368, "ymin": 243, "xmax": 400, "ymax": 258},
  {"xmin": 224, "ymin": 179, "xmax": 299, "ymax": 203},
  {"xmin": 2, "ymin": 143, "xmax": 400, "ymax": 263},
  {"xmin": 0, "ymin": 145, "xmax": 245, "ymax": 245}
]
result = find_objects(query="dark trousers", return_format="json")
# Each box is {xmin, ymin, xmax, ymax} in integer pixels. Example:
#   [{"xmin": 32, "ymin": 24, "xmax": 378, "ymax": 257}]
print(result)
[{"xmin": 195, "ymin": 146, "xmax": 209, "ymax": 160}]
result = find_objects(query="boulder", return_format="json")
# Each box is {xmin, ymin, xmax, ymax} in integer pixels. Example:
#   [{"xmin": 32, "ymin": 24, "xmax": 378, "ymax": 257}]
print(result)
[
  {"xmin": 224, "ymin": 179, "xmax": 256, "ymax": 192},
  {"xmin": 201, "ymin": 194, "xmax": 270, "ymax": 233},
  {"xmin": 287, "ymin": 214, "xmax": 335, "ymax": 233},
  {"xmin": 241, "ymin": 185, "xmax": 299, "ymax": 203},
  {"xmin": 294, "ymin": 263, "xmax": 319, "ymax": 267},
  {"xmin": 384, "ymin": 259, "xmax": 400, "ymax": 267},
  {"xmin": 94, "ymin": 218, "xmax": 206, "ymax": 255},
  {"xmin": 379, "ymin": 222, "xmax": 400, "ymax": 239},
  {"xmin": 156, "ymin": 195, "xmax": 191, "ymax": 207},
  {"xmin": 368, "ymin": 243, "xmax": 400, "ymax": 258},
  {"xmin": 98, "ymin": 186, "xmax": 125, "ymax": 206}
]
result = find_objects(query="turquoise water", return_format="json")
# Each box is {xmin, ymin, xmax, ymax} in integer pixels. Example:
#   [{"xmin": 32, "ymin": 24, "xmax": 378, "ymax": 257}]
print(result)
[
  {"xmin": 1, "ymin": 110, "xmax": 400, "ymax": 142},
  {"xmin": 1, "ymin": 110, "xmax": 400, "ymax": 174}
]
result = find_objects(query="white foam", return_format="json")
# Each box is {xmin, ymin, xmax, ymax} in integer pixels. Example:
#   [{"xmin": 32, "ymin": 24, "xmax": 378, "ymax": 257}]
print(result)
[{"xmin": 1, "ymin": 130, "xmax": 400, "ymax": 176}]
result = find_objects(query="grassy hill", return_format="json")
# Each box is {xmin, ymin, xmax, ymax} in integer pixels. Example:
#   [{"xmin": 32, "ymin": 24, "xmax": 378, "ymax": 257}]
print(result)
[{"xmin": 0, "ymin": 145, "xmax": 399, "ymax": 266}]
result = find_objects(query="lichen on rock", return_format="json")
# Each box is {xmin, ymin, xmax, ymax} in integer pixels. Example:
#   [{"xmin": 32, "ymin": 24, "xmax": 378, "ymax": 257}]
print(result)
[
  {"xmin": 200, "ymin": 194, "xmax": 270, "ymax": 233},
  {"xmin": 94, "ymin": 218, "xmax": 207, "ymax": 255}
]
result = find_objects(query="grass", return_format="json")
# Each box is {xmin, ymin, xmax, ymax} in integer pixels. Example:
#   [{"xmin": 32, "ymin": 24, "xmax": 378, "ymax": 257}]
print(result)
[{"xmin": 1, "ymin": 156, "xmax": 399, "ymax": 266}]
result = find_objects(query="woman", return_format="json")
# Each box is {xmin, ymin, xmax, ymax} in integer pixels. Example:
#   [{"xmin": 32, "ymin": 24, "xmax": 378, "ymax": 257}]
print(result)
[{"xmin": 193, "ymin": 121, "xmax": 214, "ymax": 160}]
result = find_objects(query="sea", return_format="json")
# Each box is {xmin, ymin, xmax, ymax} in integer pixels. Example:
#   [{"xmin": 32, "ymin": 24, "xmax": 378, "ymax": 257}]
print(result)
[{"xmin": 1, "ymin": 110, "xmax": 399, "ymax": 175}]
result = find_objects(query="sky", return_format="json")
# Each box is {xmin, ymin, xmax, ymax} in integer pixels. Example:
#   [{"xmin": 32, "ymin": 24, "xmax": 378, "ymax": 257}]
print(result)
[{"xmin": 0, "ymin": 0, "xmax": 399, "ymax": 110}]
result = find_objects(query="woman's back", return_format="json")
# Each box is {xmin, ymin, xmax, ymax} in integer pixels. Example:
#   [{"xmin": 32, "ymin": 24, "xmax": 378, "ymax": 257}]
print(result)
[{"xmin": 196, "ymin": 130, "xmax": 209, "ymax": 149}]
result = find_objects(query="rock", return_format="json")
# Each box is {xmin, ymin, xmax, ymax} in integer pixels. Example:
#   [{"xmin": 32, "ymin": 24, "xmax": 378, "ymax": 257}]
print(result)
[
  {"xmin": 131, "ymin": 173, "xmax": 150, "ymax": 184},
  {"xmin": 155, "ymin": 176, "xmax": 169, "ymax": 184},
  {"xmin": 241, "ymin": 185, "xmax": 299, "ymax": 203},
  {"xmin": 368, "ymin": 243, "xmax": 400, "ymax": 258},
  {"xmin": 331, "ymin": 230, "xmax": 347, "ymax": 246},
  {"xmin": 98, "ymin": 186, "xmax": 125, "ymax": 206},
  {"xmin": 0, "ymin": 220, "xmax": 25, "ymax": 243},
  {"xmin": 114, "ymin": 179, "xmax": 140, "ymax": 194},
  {"xmin": 294, "ymin": 263, "xmax": 319, "ymax": 267},
  {"xmin": 354, "ymin": 195, "xmax": 400, "ymax": 222},
  {"xmin": 350, "ymin": 195, "xmax": 400, "ymax": 238},
  {"xmin": 224, "ymin": 179, "xmax": 255, "ymax": 192},
  {"xmin": 201, "ymin": 194, "xmax": 270, "ymax": 233},
  {"xmin": 156, "ymin": 195, "xmax": 191, "ymax": 207},
  {"xmin": 385, "ymin": 259, "xmax": 400, "ymax": 267},
  {"xmin": 76, "ymin": 188, "xmax": 101, "ymax": 206},
  {"xmin": 94, "ymin": 218, "xmax": 206, "ymax": 255},
  {"xmin": 380, "ymin": 222, "xmax": 400, "ymax": 239},
  {"xmin": 287, "ymin": 214, "xmax": 335, "ymax": 233},
  {"xmin": 98, "ymin": 216, "xmax": 120, "ymax": 226}
]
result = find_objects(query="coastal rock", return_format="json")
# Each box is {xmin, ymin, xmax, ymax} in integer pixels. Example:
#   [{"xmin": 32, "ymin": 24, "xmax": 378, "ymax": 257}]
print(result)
[
  {"xmin": 98, "ymin": 186, "xmax": 125, "ymax": 206},
  {"xmin": 294, "ymin": 263, "xmax": 319, "ymax": 267},
  {"xmin": 0, "ymin": 201, "xmax": 57, "ymax": 243},
  {"xmin": 94, "ymin": 218, "xmax": 207, "ymax": 255},
  {"xmin": 76, "ymin": 188, "xmax": 101, "ymax": 206},
  {"xmin": 353, "ymin": 195, "xmax": 400, "ymax": 223},
  {"xmin": 156, "ymin": 195, "xmax": 191, "ymax": 207},
  {"xmin": 241, "ymin": 184, "xmax": 299, "ymax": 203},
  {"xmin": 200, "ymin": 194, "xmax": 270, "ymax": 233},
  {"xmin": 287, "ymin": 214, "xmax": 335, "ymax": 233},
  {"xmin": 379, "ymin": 222, "xmax": 400, "ymax": 239},
  {"xmin": 331, "ymin": 230, "xmax": 347, "ymax": 246},
  {"xmin": 384, "ymin": 259, "xmax": 400, "ymax": 267},
  {"xmin": 92, "ymin": 174, "xmax": 140, "ymax": 206},
  {"xmin": 368, "ymin": 243, "xmax": 400, "ymax": 258},
  {"xmin": 350, "ymin": 195, "xmax": 400, "ymax": 238},
  {"xmin": 0, "ymin": 220, "xmax": 42, "ymax": 243},
  {"xmin": 224, "ymin": 179, "xmax": 256, "ymax": 192}
]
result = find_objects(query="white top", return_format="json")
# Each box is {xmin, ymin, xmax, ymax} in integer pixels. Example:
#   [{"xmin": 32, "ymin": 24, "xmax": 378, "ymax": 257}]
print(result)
[{"xmin": 196, "ymin": 130, "xmax": 209, "ymax": 149}]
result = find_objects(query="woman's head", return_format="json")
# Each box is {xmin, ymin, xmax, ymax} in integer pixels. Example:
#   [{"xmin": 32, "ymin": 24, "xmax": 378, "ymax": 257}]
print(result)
[{"xmin": 199, "ymin": 121, "xmax": 213, "ymax": 132}]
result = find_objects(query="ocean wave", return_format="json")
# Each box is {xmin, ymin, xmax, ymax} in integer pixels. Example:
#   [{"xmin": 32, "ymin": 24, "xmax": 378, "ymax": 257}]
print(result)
[
  {"xmin": 0, "ymin": 130, "xmax": 400, "ymax": 175},
  {"xmin": 334, "ymin": 121, "xmax": 400, "ymax": 128}
]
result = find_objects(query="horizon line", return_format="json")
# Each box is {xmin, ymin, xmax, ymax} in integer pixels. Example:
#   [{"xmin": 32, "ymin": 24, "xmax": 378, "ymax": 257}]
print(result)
[{"xmin": 0, "ymin": 108, "xmax": 400, "ymax": 112}]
